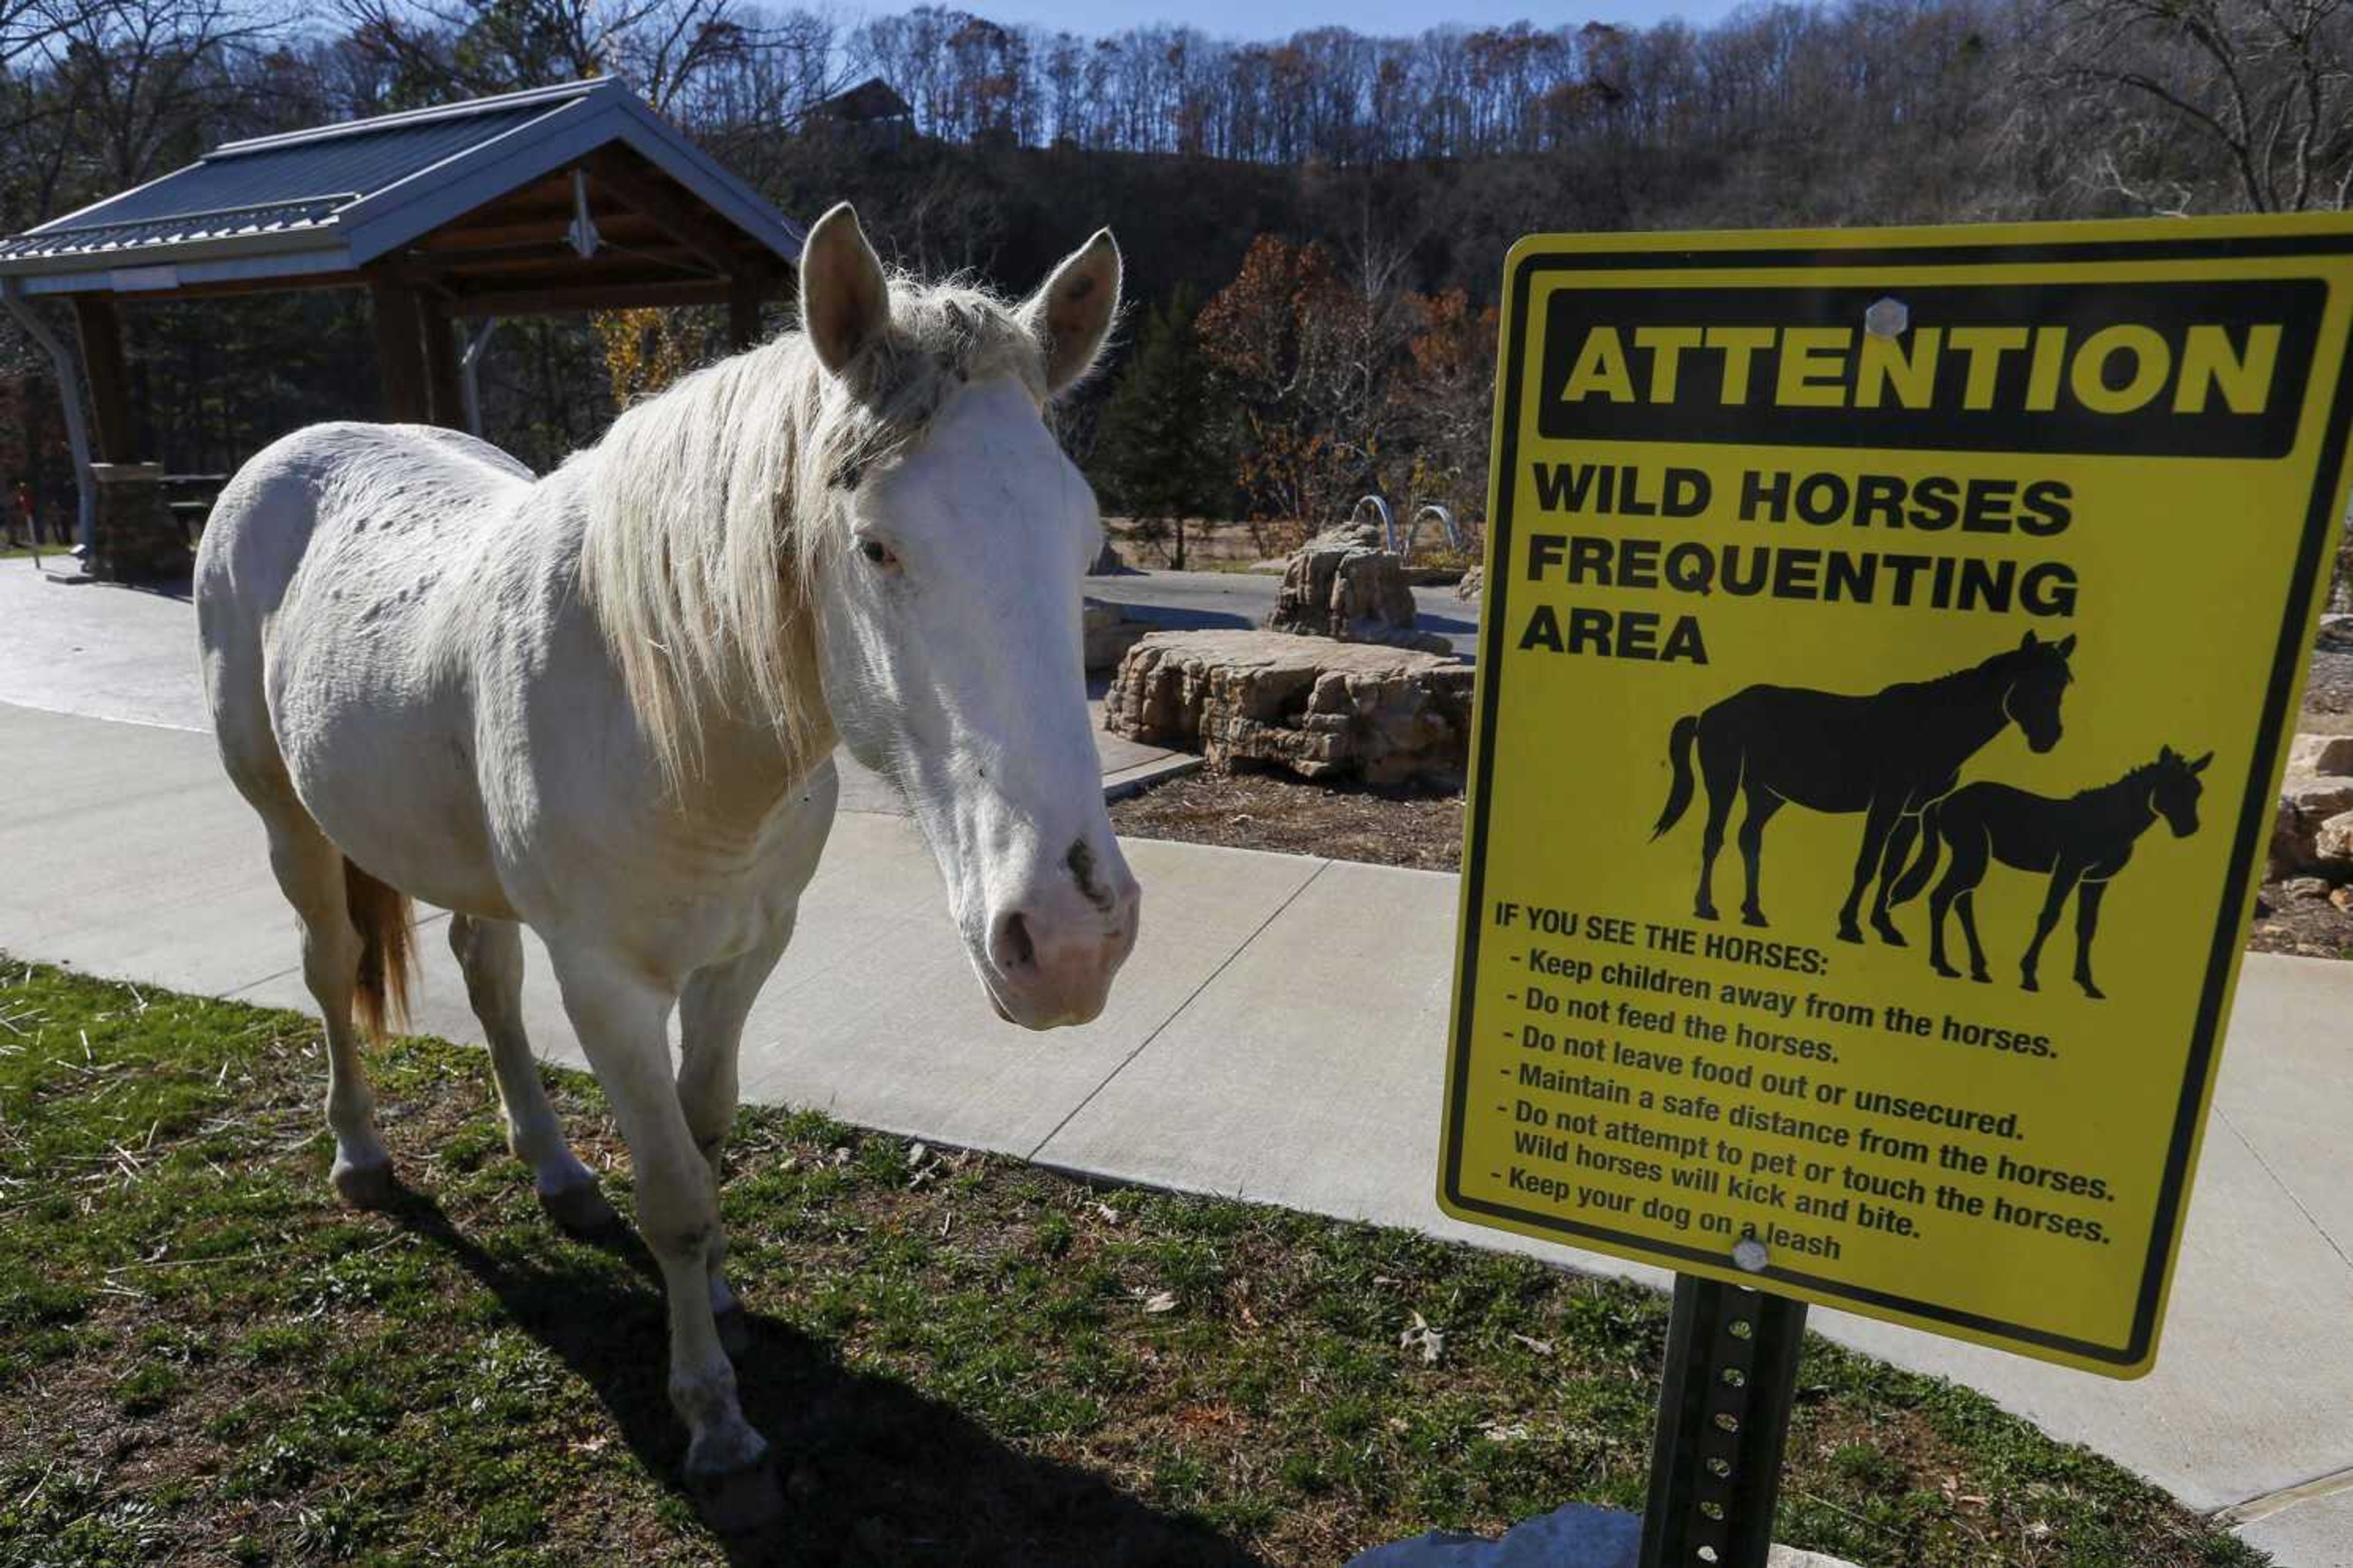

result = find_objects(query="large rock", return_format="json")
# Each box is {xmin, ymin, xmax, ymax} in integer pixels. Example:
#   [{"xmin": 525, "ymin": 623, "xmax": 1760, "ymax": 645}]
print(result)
[
  {"xmin": 2270, "ymin": 775, "xmax": 2353, "ymax": 876},
  {"xmin": 2286, "ymin": 732, "xmax": 2353, "ymax": 776},
  {"xmin": 1266, "ymin": 525, "xmax": 1451, "ymax": 654},
  {"xmin": 1104, "ymin": 629, "xmax": 1473, "ymax": 786},
  {"xmin": 1083, "ymin": 598, "xmax": 1150, "ymax": 673},
  {"xmin": 2317, "ymin": 809, "xmax": 2353, "ymax": 866}
]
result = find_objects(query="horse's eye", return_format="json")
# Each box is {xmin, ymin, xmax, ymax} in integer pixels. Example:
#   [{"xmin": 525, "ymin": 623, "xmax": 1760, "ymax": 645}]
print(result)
[{"xmin": 860, "ymin": 540, "xmax": 897, "ymax": 568}]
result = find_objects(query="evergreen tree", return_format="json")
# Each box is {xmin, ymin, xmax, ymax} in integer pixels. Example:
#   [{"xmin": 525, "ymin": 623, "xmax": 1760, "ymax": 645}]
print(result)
[{"xmin": 1089, "ymin": 285, "xmax": 1234, "ymax": 570}]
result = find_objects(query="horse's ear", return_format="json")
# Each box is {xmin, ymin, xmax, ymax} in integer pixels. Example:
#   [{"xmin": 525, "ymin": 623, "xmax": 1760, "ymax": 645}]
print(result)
[
  {"xmin": 2055, "ymin": 633, "xmax": 2077, "ymax": 657},
  {"xmin": 1020, "ymin": 228, "xmax": 1122, "ymax": 397},
  {"xmin": 2019, "ymin": 630, "xmax": 2038, "ymax": 650},
  {"xmin": 2189, "ymin": 750, "xmax": 2214, "ymax": 774},
  {"xmin": 800, "ymin": 203, "xmax": 891, "ymax": 376}
]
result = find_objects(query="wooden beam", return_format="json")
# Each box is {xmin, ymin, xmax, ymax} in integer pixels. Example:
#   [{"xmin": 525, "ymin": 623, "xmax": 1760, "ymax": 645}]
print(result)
[
  {"xmin": 70, "ymin": 295, "xmax": 134, "ymax": 461},
  {"xmin": 419, "ymin": 212, "xmax": 667, "ymax": 252},
  {"xmin": 368, "ymin": 275, "xmax": 430, "ymax": 424},
  {"xmin": 396, "ymin": 241, "xmax": 708, "ymax": 281},
  {"xmin": 420, "ymin": 294, "xmax": 463, "ymax": 430},
  {"xmin": 580, "ymin": 148, "xmax": 755, "ymax": 280},
  {"xmin": 445, "ymin": 278, "xmax": 735, "ymax": 317}
]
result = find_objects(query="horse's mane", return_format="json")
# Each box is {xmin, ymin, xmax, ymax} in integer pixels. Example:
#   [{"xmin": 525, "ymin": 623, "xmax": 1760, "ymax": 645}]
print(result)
[
  {"xmin": 2077, "ymin": 756, "xmax": 2166, "ymax": 803},
  {"xmin": 574, "ymin": 273, "xmax": 1048, "ymax": 793}
]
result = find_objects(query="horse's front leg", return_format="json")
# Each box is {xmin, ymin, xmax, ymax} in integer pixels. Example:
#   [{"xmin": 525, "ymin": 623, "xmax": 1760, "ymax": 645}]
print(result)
[
  {"xmin": 548, "ymin": 946, "xmax": 777, "ymax": 1528},
  {"xmin": 1837, "ymin": 796, "xmax": 1902, "ymax": 944},
  {"xmin": 2020, "ymin": 865, "xmax": 2082, "ymax": 993},
  {"xmin": 678, "ymin": 909, "xmax": 798, "ymax": 1357},
  {"xmin": 2072, "ymin": 879, "xmax": 2108, "ymax": 999}
]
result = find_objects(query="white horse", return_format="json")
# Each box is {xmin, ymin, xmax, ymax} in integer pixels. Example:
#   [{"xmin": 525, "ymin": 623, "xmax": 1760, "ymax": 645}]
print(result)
[{"xmin": 194, "ymin": 205, "xmax": 1140, "ymax": 1523}]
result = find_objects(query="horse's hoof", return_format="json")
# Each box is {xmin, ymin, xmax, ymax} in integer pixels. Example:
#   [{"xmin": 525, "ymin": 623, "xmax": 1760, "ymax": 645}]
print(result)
[
  {"xmin": 716, "ymin": 1303, "xmax": 752, "ymax": 1357},
  {"xmin": 1969, "ymin": 971, "xmax": 1990, "ymax": 984},
  {"xmin": 1743, "ymin": 911, "xmax": 1770, "ymax": 930},
  {"xmin": 690, "ymin": 1453, "xmax": 783, "ymax": 1535},
  {"xmin": 2020, "ymin": 977, "xmax": 2039, "ymax": 993},
  {"xmin": 1694, "ymin": 906, "xmax": 1718, "ymax": 922},
  {"xmin": 1874, "ymin": 926, "xmax": 1908, "ymax": 949},
  {"xmin": 1932, "ymin": 964, "xmax": 1960, "ymax": 980},
  {"xmin": 2082, "ymin": 985, "xmax": 2106, "ymax": 1001},
  {"xmin": 1833, "ymin": 925, "xmax": 1862, "ymax": 944},
  {"xmin": 538, "ymin": 1179, "xmax": 621, "ymax": 1237},
  {"xmin": 332, "ymin": 1157, "xmax": 396, "ymax": 1211}
]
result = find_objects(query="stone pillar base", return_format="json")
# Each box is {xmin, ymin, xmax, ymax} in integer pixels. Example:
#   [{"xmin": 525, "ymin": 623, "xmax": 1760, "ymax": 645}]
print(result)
[{"xmin": 88, "ymin": 463, "xmax": 192, "ymax": 583}]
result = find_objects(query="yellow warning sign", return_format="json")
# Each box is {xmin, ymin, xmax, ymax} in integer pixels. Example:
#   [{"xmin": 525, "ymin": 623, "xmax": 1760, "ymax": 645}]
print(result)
[{"xmin": 1438, "ymin": 216, "xmax": 2353, "ymax": 1376}]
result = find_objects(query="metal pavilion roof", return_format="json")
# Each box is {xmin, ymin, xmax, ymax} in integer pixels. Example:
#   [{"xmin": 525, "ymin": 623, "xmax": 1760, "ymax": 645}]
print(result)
[{"xmin": 0, "ymin": 78, "xmax": 805, "ymax": 295}]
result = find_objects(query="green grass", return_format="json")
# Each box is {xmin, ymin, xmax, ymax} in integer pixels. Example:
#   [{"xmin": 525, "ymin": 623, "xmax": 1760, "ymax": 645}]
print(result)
[{"xmin": 0, "ymin": 959, "xmax": 2267, "ymax": 1567}]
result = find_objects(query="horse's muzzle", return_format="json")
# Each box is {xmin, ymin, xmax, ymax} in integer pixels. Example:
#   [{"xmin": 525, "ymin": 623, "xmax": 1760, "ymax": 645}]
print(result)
[{"xmin": 980, "ymin": 847, "xmax": 1141, "ymax": 1029}]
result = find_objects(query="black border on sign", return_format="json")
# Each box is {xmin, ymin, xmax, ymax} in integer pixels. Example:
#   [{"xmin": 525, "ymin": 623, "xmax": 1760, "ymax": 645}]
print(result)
[{"xmin": 1440, "ymin": 232, "xmax": 2353, "ymax": 1368}]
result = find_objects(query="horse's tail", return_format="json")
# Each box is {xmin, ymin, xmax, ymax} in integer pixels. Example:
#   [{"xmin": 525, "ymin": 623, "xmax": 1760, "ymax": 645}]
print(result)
[
  {"xmin": 1650, "ymin": 714, "xmax": 1700, "ymax": 841},
  {"xmin": 1889, "ymin": 801, "xmax": 1942, "ymax": 906},
  {"xmin": 344, "ymin": 860, "xmax": 414, "ymax": 1040}
]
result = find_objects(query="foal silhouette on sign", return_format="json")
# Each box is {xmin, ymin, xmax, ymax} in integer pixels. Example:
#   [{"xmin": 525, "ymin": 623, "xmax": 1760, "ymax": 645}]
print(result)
[
  {"xmin": 1889, "ymin": 745, "xmax": 2211, "ymax": 999},
  {"xmin": 1650, "ymin": 632, "xmax": 2077, "ymax": 944}
]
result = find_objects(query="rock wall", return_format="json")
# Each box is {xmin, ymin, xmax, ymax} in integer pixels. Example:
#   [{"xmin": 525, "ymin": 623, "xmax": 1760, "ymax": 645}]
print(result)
[
  {"xmin": 1105, "ymin": 629, "xmax": 1473, "ymax": 787},
  {"xmin": 1265, "ymin": 525, "xmax": 1451, "ymax": 654}
]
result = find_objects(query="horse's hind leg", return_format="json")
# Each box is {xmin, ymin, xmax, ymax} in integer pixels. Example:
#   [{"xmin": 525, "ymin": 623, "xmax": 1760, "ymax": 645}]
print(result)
[
  {"xmin": 1955, "ymin": 892, "xmax": 1991, "ymax": 982},
  {"xmin": 677, "ymin": 907, "xmax": 798, "ymax": 1357},
  {"xmin": 1736, "ymin": 785, "xmax": 1783, "ymax": 928},
  {"xmin": 257, "ymin": 810, "xmax": 394, "ymax": 1208},
  {"xmin": 447, "ymin": 915, "xmax": 615, "ymax": 1235},
  {"xmin": 2072, "ymin": 880, "xmax": 2108, "ymax": 999},
  {"xmin": 1692, "ymin": 733, "xmax": 1741, "ymax": 921}
]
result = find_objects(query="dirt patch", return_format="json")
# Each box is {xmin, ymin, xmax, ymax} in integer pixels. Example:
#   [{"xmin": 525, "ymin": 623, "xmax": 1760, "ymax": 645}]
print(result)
[
  {"xmin": 2248, "ymin": 878, "xmax": 2353, "ymax": 957},
  {"xmin": 1110, "ymin": 768, "xmax": 1464, "ymax": 871}
]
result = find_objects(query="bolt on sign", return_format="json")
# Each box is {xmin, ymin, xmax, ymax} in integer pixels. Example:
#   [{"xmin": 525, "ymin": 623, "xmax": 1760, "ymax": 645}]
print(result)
[{"xmin": 1438, "ymin": 216, "xmax": 2353, "ymax": 1376}]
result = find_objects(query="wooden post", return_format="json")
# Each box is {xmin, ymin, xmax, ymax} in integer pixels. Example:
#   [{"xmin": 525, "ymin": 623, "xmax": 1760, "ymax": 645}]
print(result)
[
  {"xmin": 728, "ymin": 277, "xmax": 765, "ymax": 353},
  {"xmin": 369, "ymin": 276, "xmax": 431, "ymax": 424},
  {"xmin": 420, "ymin": 294, "xmax": 464, "ymax": 430},
  {"xmin": 70, "ymin": 295, "xmax": 134, "ymax": 463}
]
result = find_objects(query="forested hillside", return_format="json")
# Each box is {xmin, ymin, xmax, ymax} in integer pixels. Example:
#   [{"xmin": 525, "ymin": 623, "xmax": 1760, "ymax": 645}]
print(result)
[{"xmin": 0, "ymin": 0, "xmax": 2342, "ymax": 533}]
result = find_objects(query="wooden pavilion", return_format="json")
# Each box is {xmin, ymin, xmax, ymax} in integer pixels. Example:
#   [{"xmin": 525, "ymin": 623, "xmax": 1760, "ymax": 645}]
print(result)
[{"xmin": 0, "ymin": 78, "xmax": 805, "ymax": 577}]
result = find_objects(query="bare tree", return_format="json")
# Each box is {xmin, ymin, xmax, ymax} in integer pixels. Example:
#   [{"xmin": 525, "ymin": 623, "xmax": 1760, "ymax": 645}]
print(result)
[{"xmin": 2050, "ymin": 0, "xmax": 2353, "ymax": 211}]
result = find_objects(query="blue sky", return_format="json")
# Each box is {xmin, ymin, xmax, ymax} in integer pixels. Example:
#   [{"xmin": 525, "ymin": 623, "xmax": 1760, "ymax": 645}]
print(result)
[{"xmin": 846, "ymin": 0, "xmax": 1756, "ymax": 40}]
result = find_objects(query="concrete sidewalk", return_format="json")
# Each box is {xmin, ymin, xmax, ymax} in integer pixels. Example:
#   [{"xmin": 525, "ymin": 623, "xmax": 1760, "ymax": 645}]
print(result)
[{"xmin": 4, "ymin": 698, "xmax": 2348, "ymax": 1562}]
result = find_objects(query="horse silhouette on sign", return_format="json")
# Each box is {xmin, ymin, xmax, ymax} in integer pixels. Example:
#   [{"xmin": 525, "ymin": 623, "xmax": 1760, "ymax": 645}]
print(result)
[
  {"xmin": 1650, "ymin": 632, "xmax": 2078, "ymax": 944},
  {"xmin": 1889, "ymin": 744, "xmax": 2211, "ymax": 998}
]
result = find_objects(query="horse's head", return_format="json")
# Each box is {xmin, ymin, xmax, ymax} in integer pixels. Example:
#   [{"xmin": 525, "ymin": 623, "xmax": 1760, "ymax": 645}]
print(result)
[
  {"xmin": 2001, "ymin": 630, "xmax": 2075, "ymax": 754},
  {"xmin": 798, "ymin": 205, "xmax": 1139, "ymax": 1030},
  {"xmin": 2149, "ymin": 745, "xmax": 2212, "ymax": 838}
]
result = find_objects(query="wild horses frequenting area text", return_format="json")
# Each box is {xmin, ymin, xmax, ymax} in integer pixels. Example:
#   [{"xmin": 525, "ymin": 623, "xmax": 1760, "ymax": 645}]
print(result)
[
  {"xmin": 1650, "ymin": 632, "xmax": 2077, "ymax": 944},
  {"xmin": 1890, "ymin": 745, "xmax": 2211, "ymax": 999},
  {"xmin": 194, "ymin": 205, "xmax": 1139, "ymax": 1527}
]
